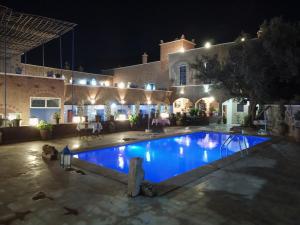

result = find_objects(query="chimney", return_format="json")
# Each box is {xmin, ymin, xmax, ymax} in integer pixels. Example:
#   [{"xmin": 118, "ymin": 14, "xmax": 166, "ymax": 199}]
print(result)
[
  {"xmin": 142, "ymin": 52, "xmax": 148, "ymax": 64},
  {"xmin": 257, "ymin": 29, "xmax": 263, "ymax": 38}
]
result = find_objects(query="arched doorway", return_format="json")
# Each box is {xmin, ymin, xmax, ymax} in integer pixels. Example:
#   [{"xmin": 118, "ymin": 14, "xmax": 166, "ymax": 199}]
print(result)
[
  {"xmin": 173, "ymin": 98, "xmax": 193, "ymax": 114},
  {"xmin": 195, "ymin": 97, "xmax": 219, "ymax": 117}
]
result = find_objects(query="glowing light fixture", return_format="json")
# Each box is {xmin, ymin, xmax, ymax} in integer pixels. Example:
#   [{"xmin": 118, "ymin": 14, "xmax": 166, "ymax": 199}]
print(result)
[
  {"xmin": 204, "ymin": 84, "xmax": 209, "ymax": 93},
  {"xmin": 120, "ymin": 100, "xmax": 126, "ymax": 105},
  {"xmin": 91, "ymin": 78, "xmax": 97, "ymax": 86},
  {"xmin": 116, "ymin": 114, "xmax": 127, "ymax": 121},
  {"xmin": 241, "ymin": 37, "xmax": 246, "ymax": 42},
  {"xmin": 146, "ymin": 84, "xmax": 152, "ymax": 90},
  {"xmin": 111, "ymin": 103, "xmax": 117, "ymax": 108},
  {"xmin": 79, "ymin": 79, "xmax": 87, "ymax": 85},
  {"xmin": 90, "ymin": 99, "xmax": 96, "ymax": 105},
  {"xmin": 207, "ymin": 96, "xmax": 215, "ymax": 102},
  {"xmin": 204, "ymin": 42, "xmax": 211, "ymax": 49},
  {"xmin": 8, "ymin": 114, "xmax": 17, "ymax": 121},
  {"xmin": 180, "ymin": 88, "xmax": 184, "ymax": 94},
  {"xmin": 60, "ymin": 145, "xmax": 72, "ymax": 169},
  {"xmin": 72, "ymin": 144, "xmax": 80, "ymax": 149},
  {"xmin": 179, "ymin": 47, "xmax": 185, "ymax": 53},
  {"xmin": 118, "ymin": 82, "xmax": 125, "ymax": 89},
  {"xmin": 104, "ymin": 80, "xmax": 110, "ymax": 87},
  {"xmin": 29, "ymin": 117, "xmax": 39, "ymax": 126},
  {"xmin": 72, "ymin": 116, "xmax": 85, "ymax": 123},
  {"xmin": 160, "ymin": 112, "xmax": 169, "ymax": 119},
  {"xmin": 147, "ymin": 100, "xmax": 152, "ymax": 105}
]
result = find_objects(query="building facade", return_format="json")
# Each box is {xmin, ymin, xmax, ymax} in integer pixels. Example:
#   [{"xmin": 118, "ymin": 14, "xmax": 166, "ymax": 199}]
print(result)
[{"xmin": 1, "ymin": 34, "xmax": 246, "ymax": 126}]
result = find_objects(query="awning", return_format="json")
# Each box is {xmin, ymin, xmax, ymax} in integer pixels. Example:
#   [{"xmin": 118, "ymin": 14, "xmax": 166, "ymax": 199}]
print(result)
[{"xmin": 0, "ymin": 5, "xmax": 77, "ymax": 57}]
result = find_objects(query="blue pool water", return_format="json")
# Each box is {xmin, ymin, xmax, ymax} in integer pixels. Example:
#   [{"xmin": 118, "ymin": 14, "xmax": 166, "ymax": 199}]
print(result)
[{"xmin": 74, "ymin": 132, "xmax": 269, "ymax": 183}]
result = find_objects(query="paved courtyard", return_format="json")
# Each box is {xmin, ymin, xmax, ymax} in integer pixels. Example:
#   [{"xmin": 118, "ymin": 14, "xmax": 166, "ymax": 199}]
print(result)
[{"xmin": 0, "ymin": 126, "xmax": 300, "ymax": 225}]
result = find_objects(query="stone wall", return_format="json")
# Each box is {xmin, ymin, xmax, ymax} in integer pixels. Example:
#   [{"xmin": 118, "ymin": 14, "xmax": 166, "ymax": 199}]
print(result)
[
  {"xmin": 64, "ymin": 85, "xmax": 172, "ymax": 105},
  {"xmin": 21, "ymin": 64, "xmax": 113, "ymax": 85},
  {"xmin": 0, "ymin": 55, "xmax": 21, "ymax": 74},
  {"xmin": 168, "ymin": 42, "xmax": 234, "ymax": 86},
  {"xmin": 170, "ymin": 85, "xmax": 229, "ymax": 104},
  {"xmin": 107, "ymin": 61, "xmax": 170, "ymax": 90},
  {"xmin": 0, "ymin": 74, "xmax": 65, "ymax": 124},
  {"xmin": 160, "ymin": 38, "xmax": 195, "ymax": 71}
]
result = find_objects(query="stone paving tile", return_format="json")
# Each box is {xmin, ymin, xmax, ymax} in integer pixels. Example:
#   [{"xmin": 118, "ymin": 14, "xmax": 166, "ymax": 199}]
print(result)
[{"xmin": 0, "ymin": 128, "xmax": 300, "ymax": 225}]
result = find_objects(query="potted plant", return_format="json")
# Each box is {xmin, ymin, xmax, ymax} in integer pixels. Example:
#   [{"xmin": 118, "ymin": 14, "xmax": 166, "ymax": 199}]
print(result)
[
  {"xmin": 53, "ymin": 112, "xmax": 61, "ymax": 125},
  {"xmin": 12, "ymin": 114, "xmax": 21, "ymax": 127},
  {"xmin": 175, "ymin": 113, "xmax": 182, "ymax": 126},
  {"xmin": 129, "ymin": 114, "xmax": 138, "ymax": 128},
  {"xmin": 294, "ymin": 111, "xmax": 300, "ymax": 142},
  {"xmin": 37, "ymin": 120, "xmax": 53, "ymax": 140}
]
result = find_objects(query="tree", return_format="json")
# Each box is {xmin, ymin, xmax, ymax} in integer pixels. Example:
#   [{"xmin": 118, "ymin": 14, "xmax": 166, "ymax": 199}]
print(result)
[{"xmin": 191, "ymin": 18, "xmax": 300, "ymax": 126}]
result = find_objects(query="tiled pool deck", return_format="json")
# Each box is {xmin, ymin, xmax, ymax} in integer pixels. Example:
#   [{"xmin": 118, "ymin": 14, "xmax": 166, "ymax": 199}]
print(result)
[{"xmin": 0, "ymin": 125, "xmax": 300, "ymax": 225}]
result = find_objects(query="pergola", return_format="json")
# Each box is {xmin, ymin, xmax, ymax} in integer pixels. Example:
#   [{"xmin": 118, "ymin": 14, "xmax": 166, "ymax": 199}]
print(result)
[
  {"xmin": 0, "ymin": 4, "xmax": 77, "ymax": 57},
  {"xmin": 0, "ymin": 4, "xmax": 77, "ymax": 124}
]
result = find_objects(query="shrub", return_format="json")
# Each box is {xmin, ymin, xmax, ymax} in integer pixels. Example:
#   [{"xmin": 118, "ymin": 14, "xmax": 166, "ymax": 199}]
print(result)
[
  {"xmin": 37, "ymin": 120, "xmax": 53, "ymax": 131},
  {"xmin": 189, "ymin": 108, "xmax": 199, "ymax": 117},
  {"xmin": 129, "ymin": 114, "xmax": 138, "ymax": 126}
]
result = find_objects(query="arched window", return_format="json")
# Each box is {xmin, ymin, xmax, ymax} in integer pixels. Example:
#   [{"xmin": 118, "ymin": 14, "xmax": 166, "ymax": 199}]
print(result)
[{"xmin": 179, "ymin": 65, "xmax": 187, "ymax": 85}]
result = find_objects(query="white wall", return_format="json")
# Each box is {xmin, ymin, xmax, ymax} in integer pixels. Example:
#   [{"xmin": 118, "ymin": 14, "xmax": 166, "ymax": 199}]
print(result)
[{"xmin": 222, "ymin": 99, "xmax": 249, "ymax": 125}]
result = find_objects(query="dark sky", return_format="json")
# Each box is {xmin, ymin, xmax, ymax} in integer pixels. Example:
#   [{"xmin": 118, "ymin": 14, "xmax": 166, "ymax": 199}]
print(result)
[{"xmin": 2, "ymin": 0, "xmax": 300, "ymax": 73}]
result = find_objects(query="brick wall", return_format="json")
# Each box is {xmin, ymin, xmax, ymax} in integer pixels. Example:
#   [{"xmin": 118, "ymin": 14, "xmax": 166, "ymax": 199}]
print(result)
[
  {"xmin": 21, "ymin": 64, "xmax": 113, "ymax": 85},
  {"xmin": 0, "ymin": 74, "xmax": 65, "ymax": 124},
  {"xmin": 109, "ymin": 61, "xmax": 170, "ymax": 90}
]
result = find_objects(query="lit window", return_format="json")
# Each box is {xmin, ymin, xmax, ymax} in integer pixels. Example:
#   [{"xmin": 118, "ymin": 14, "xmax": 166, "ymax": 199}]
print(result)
[{"xmin": 179, "ymin": 65, "xmax": 187, "ymax": 85}]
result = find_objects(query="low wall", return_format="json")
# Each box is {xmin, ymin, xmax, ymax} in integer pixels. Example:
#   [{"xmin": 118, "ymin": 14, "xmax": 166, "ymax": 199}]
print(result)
[{"xmin": 0, "ymin": 121, "xmax": 132, "ymax": 144}]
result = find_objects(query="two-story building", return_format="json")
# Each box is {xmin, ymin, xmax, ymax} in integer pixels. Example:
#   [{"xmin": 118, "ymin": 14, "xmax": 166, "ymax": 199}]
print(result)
[{"xmin": 0, "ymin": 5, "xmax": 247, "ymax": 127}]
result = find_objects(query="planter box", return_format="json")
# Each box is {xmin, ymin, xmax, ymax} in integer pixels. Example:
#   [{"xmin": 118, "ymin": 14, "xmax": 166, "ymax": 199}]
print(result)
[{"xmin": 0, "ymin": 126, "xmax": 40, "ymax": 144}]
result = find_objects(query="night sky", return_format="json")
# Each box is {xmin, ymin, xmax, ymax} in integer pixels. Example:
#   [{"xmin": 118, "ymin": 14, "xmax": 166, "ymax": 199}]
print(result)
[{"xmin": 2, "ymin": 0, "xmax": 300, "ymax": 73}]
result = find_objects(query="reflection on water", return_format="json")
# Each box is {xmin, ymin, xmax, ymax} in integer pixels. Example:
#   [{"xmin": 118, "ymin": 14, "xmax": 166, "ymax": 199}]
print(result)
[
  {"xmin": 197, "ymin": 133, "xmax": 218, "ymax": 149},
  {"xmin": 179, "ymin": 147, "xmax": 184, "ymax": 156},
  {"xmin": 203, "ymin": 150, "xmax": 208, "ymax": 163},
  {"xmin": 146, "ymin": 151, "xmax": 151, "ymax": 162},
  {"xmin": 118, "ymin": 154, "xmax": 124, "ymax": 169},
  {"xmin": 174, "ymin": 136, "xmax": 191, "ymax": 147}
]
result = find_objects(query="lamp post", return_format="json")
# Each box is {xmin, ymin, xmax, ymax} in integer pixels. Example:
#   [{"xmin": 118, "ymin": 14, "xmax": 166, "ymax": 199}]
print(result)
[{"xmin": 60, "ymin": 145, "xmax": 72, "ymax": 169}]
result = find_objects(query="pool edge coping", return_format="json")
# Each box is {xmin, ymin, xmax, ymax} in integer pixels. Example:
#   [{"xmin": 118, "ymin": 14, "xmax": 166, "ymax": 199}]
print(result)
[{"xmin": 71, "ymin": 129, "xmax": 278, "ymax": 196}]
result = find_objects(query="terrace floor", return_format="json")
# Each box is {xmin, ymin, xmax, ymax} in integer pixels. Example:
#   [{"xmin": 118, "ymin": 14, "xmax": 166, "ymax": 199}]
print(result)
[{"xmin": 0, "ymin": 126, "xmax": 300, "ymax": 225}]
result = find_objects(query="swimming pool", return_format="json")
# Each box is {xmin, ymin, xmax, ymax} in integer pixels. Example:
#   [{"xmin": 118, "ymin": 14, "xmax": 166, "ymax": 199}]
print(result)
[{"xmin": 74, "ymin": 132, "xmax": 269, "ymax": 183}]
